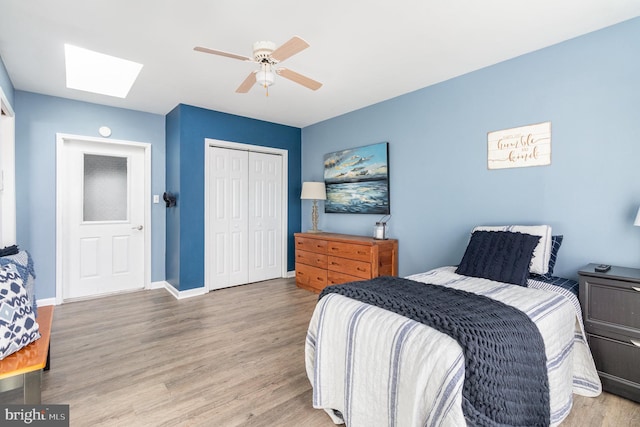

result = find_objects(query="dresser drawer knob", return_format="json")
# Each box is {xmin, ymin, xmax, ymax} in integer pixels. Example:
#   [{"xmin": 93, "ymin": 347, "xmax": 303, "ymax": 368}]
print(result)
[
  {"xmin": 631, "ymin": 339, "xmax": 640, "ymax": 348},
  {"xmin": 633, "ymin": 287, "xmax": 640, "ymax": 292}
]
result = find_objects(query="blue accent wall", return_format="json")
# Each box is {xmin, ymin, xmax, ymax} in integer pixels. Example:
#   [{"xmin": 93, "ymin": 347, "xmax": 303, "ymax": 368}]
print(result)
[
  {"xmin": 301, "ymin": 17, "xmax": 640, "ymax": 280},
  {"xmin": 14, "ymin": 91, "xmax": 166, "ymax": 299},
  {"xmin": 165, "ymin": 106, "xmax": 181, "ymax": 288},
  {"xmin": 0, "ymin": 56, "xmax": 14, "ymax": 106},
  {"xmin": 166, "ymin": 104, "xmax": 301, "ymax": 291}
]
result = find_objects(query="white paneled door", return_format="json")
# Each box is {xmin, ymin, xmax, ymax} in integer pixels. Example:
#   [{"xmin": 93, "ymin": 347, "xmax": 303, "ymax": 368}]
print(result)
[
  {"xmin": 248, "ymin": 152, "xmax": 282, "ymax": 283},
  {"xmin": 209, "ymin": 147, "xmax": 249, "ymax": 289},
  {"xmin": 62, "ymin": 139, "xmax": 146, "ymax": 299},
  {"xmin": 208, "ymin": 146, "xmax": 283, "ymax": 290}
]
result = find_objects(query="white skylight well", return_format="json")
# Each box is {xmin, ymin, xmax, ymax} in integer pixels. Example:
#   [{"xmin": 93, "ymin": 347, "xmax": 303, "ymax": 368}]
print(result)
[{"xmin": 64, "ymin": 44, "xmax": 143, "ymax": 98}]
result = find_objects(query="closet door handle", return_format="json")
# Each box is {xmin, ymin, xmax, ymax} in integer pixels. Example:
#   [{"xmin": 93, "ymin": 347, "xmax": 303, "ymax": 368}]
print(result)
[{"xmin": 630, "ymin": 339, "xmax": 640, "ymax": 348}]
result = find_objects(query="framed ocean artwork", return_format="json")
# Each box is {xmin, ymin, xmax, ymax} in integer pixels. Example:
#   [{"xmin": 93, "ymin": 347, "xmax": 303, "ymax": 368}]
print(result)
[{"xmin": 323, "ymin": 142, "xmax": 390, "ymax": 214}]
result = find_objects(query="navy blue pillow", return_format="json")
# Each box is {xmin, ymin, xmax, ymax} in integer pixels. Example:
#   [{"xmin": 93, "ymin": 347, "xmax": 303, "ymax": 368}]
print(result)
[{"xmin": 456, "ymin": 230, "xmax": 541, "ymax": 286}]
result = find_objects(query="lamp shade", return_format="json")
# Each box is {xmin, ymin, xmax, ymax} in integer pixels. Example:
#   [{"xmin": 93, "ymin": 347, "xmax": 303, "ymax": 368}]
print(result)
[
  {"xmin": 635, "ymin": 207, "xmax": 640, "ymax": 226},
  {"xmin": 301, "ymin": 182, "xmax": 326, "ymax": 200}
]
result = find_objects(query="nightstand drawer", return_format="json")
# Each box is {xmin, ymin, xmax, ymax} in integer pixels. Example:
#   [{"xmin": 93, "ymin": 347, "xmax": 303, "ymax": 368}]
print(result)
[
  {"xmin": 327, "ymin": 242, "xmax": 372, "ymax": 262},
  {"xmin": 588, "ymin": 333, "xmax": 640, "ymax": 400},
  {"xmin": 328, "ymin": 256, "xmax": 371, "ymax": 279},
  {"xmin": 295, "ymin": 249, "xmax": 327, "ymax": 269},
  {"xmin": 583, "ymin": 277, "xmax": 640, "ymax": 334}
]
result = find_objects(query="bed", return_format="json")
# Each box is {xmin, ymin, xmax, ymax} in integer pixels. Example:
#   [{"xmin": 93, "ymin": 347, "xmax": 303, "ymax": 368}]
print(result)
[{"xmin": 305, "ymin": 226, "xmax": 602, "ymax": 426}]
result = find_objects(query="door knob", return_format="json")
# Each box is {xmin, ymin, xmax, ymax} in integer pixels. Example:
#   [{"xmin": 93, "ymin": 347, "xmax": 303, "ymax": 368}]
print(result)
[{"xmin": 132, "ymin": 225, "xmax": 143, "ymax": 230}]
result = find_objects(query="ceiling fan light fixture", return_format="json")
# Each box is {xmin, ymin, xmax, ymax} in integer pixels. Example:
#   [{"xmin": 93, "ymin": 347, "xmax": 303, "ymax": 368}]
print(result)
[
  {"xmin": 256, "ymin": 71, "xmax": 275, "ymax": 87},
  {"xmin": 256, "ymin": 63, "xmax": 275, "ymax": 88}
]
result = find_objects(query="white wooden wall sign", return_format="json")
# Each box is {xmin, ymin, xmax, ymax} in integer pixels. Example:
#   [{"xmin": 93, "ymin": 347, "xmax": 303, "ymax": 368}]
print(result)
[{"xmin": 487, "ymin": 121, "xmax": 551, "ymax": 170}]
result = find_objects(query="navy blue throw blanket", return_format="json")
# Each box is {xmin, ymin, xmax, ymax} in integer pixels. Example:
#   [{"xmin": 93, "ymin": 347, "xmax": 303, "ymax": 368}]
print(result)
[{"xmin": 319, "ymin": 276, "xmax": 550, "ymax": 427}]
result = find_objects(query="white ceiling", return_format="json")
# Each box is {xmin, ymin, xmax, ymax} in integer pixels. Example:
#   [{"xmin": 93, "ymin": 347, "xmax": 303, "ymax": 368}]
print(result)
[{"xmin": 1, "ymin": 1, "xmax": 638, "ymax": 128}]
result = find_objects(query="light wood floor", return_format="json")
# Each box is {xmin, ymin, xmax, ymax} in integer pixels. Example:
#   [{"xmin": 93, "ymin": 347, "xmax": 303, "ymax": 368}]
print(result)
[{"xmin": 2, "ymin": 278, "xmax": 639, "ymax": 426}]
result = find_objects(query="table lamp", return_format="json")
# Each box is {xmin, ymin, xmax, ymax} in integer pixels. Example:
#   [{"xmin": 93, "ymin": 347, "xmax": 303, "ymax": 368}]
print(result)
[{"xmin": 301, "ymin": 182, "xmax": 326, "ymax": 233}]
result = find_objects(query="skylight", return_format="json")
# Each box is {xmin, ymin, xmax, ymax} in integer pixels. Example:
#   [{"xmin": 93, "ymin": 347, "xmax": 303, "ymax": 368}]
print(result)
[{"xmin": 64, "ymin": 44, "xmax": 143, "ymax": 98}]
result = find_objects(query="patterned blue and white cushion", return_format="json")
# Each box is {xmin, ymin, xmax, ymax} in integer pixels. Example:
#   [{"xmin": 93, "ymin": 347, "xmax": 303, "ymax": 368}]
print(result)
[
  {"xmin": 0, "ymin": 263, "xmax": 40, "ymax": 360},
  {"xmin": 0, "ymin": 250, "xmax": 37, "ymax": 315}
]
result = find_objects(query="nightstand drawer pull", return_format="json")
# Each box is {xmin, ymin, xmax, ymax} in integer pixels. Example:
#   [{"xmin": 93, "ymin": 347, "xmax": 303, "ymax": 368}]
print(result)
[
  {"xmin": 631, "ymin": 339, "xmax": 640, "ymax": 348},
  {"xmin": 633, "ymin": 287, "xmax": 640, "ymax": 292}
]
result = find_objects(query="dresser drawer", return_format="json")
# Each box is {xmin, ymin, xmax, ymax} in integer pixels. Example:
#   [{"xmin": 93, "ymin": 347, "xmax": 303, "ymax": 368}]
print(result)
[
  {"xmin": 328, "ymin": 270, "xmax": 364, "ymax": 286},
  {"xmin": 296, "ymin": 263, "xmax": 327, "ymax": 292},
  {"xmin": 583, "ymin": 277, "xmax": 640, "ymax": 336},
  {"xmin": 328, "ymin": 256, "xmax": 371, "ymax": 279},
  {"xmin": 327, "ymin": 242, "xmax": 372, "ymax": 262},
  {"xmin": 295, "ymin": 236, "xmax": 327, "ymax": 254},
  {"xmin": 295, "ymin": 249, "xmax": 327, "ymax": 269}
]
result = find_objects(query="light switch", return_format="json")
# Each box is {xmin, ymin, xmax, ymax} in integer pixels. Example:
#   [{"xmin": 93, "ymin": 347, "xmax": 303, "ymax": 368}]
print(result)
[{"xmin": 153, "ymin": 194, "xmax": 160, "ymax": 204}]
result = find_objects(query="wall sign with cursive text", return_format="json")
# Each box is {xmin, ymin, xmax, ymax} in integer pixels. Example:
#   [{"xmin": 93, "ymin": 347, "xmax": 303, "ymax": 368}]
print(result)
[{"xmin": 487, "ymin": 122, "xmax": 551, "ymax": 170}]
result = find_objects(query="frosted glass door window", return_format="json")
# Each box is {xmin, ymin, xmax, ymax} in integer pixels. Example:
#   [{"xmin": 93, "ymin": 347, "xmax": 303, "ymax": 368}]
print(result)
[{"xmin": 83, "ymin": 154, "xmax": 128, "ymax": 222}]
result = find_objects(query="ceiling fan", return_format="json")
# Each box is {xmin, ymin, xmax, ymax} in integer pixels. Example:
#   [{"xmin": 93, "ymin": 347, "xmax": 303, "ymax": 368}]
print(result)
[{"xmin": 194, "ymin": 36, "xmax": 322, "ymax": 94}]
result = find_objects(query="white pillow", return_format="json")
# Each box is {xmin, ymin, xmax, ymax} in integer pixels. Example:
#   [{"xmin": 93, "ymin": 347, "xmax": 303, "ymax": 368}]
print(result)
[{"xmin": 472, "ymin": 225, "xmax": 553, "ymax": 275}]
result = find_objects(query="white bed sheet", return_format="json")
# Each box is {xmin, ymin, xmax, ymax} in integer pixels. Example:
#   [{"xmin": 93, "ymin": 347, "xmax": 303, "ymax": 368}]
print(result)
[{"xmin": 305, "ymin": 266, "xmax": 601, "ymax": 427}]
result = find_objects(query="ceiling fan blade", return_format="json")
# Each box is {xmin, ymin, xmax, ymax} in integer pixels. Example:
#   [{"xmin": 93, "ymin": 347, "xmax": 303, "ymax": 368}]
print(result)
[
  {"xmin": 194, "ymin": 46, "xmax": 253, "ymax": 62},
  {"xmin": 236, "ymin": 72, "xmax": 257, "ymax": 93},
  {"xmin": 270, "ymin": 36, "xmax": 310, "ymax": 62},
  {"xmin": 277, "ymin": 68, "xmax": 322, "ymax": 91}
]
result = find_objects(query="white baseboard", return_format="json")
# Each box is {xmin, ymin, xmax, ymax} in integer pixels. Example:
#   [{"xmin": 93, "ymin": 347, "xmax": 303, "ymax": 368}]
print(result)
[
  {"xmin": 47, "ymin": 281, "xmax": 206, "ymax": 305},
  {"xmin": 150, "ymin": 280, "xmax": 169, "ymax": 290},
  {"xmin": 286, "ymin": 270, "xmax": 295, "ymax": 278},
  {"xmin": 161, "ymin": 282, "xmax": 207, "ymax": 300},
  {"xmin": 36, "ymin": 297, "xmax": 57, "ymax": 307}
]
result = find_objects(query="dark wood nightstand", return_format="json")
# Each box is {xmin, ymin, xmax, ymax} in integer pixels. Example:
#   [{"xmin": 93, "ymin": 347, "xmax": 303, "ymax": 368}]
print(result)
[{"xmin": 578, "ymin": 264, "xmax": 640, "ymax": 402}]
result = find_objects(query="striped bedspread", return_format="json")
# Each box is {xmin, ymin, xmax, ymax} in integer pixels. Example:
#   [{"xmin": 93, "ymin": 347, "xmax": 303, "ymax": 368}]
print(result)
[{"xmin": 305, "ymin": 266, "xmax": 601, "ymax": 427}]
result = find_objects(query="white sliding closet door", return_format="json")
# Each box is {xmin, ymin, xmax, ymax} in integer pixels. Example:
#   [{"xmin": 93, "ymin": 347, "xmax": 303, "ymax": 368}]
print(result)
[
  {"xmin": 209, "ymin": 147, "xmax": 249, "ymax": 289},
  {"xmin": 208, "ymin": 147, "xmax": 283, "ymax": 290},
  {"xmin": 248, "ymin": 152, "xmax": 282, "ymax": 283}
]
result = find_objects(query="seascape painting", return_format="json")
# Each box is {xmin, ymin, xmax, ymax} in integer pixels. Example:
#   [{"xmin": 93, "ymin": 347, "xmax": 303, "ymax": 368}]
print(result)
[{"xmin": 324, "ymin": 142, "xmax": 390, "ymax": 214}]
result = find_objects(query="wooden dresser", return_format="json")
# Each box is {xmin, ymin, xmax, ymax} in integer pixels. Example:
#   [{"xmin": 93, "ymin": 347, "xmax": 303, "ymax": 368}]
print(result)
[
  {"xmin": 294, "ymin": 232, "xmax": 398, "ymax": 293},
  {"xmin": 578, "ymin": 264, "xmax": 640, "ymax": 403}
]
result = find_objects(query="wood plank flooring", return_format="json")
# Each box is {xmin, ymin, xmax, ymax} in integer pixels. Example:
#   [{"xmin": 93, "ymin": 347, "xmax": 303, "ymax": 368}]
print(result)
[{"xmin": 1, "ymin": 278, "xmax": 639, "ymax": 426}]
